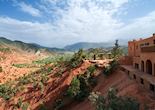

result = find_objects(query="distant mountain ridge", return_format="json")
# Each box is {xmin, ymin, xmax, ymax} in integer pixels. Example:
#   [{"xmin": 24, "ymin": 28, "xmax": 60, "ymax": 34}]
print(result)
[
  {"xmin": 0, "ymin": 37, "xmax": 64, "ymax": 53},
  {"xmin": 0, "ymin": 37, "xmax": 128, "ymax": 53},
  {"xmin": 64, "ymin": 41, "xmax": 127, "ymax": 51}
]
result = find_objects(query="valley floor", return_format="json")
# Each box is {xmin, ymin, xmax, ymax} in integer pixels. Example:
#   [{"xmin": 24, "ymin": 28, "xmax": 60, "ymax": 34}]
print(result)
[{"xmin": 0, "ymin": 51, "xmax": 47, "ymax": 84}]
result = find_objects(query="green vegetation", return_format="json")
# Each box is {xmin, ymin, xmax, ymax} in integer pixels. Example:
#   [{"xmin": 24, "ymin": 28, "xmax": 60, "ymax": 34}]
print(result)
[
  {"xmin": 53, "ymin": 99, "xmax": 64, "ymax": 110},
  {"xmin": 69, "ymin": 49, "xmax": 86, "ymax": 68},
  {"xmin": 0, "ymin": 48, "xmax": 11, "ymax": 53},
  {"xmin": 18, "ymin": 74, "xmax": 32, "ymax": 85},
  {"xmin": 67, "ymin": 77, "xmax": 80, "ymax": 98},
  {"xmin": 0, "ymin": 66, "xmax": 54, "ymax": 100},
  {"xmin": 33, "ymin": 54, "xmax": 72, "ymax": 66},
  {"xmin": 13, "ymin": 98, "xmax": 29, "ymax": 110},
  {"xmin": 21, "ymin": 102, "xmax": 29, "ymax": 110},
  {"xmin": 16, "ymin": 98, "xmax": 23, "ymax": 108},
  {"xmin": 0, "ymin": 83, "xmax": 17, "ymax": 100},
  {"xmin": 53, "ymin": 65, "xmax": 97, "ymax": 110},
  {"xmin": 103, "ymin": 60, "xmax": 118, "ymax": 76},
  {"xmin": 33, "ymin": 57, "xmax": 55, "ymax": 65},
  {"xmin": 38, "ymin": 103, "xmax": 48, "ymax": 110},
  {"xmin": 111, "ymin": 40, "xmax": 123, "ymax": 59},
  {"xmin": 12, "ymin": 63, "xmax": 30, "ymax": 68},
  {"xmin": 67, "ymin": 65, "xmax": 97, "ymax": 101},
  {"xmin": 89, "ymin": 88, "xmax": 140, "ymax": 110}
]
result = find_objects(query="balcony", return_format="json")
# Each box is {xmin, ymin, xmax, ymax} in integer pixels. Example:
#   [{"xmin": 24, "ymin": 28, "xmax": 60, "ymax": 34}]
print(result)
[{"xmin": 141, "ymin": 45, "xmax": 155, "ymax": 53}]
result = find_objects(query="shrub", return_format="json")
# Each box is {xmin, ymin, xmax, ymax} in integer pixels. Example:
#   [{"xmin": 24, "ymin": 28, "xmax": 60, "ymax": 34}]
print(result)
[
  {"xmin": 0, "ymin": 48, "xmax": 10, "ymax": 53},
  {"xmin": 21, "ymin": 102, "xmax": 29, "ymax": 110},
  {"xmin": 87, "ymin": 65, "xmax": 96, "ymax": 76},
  {"xmin": 67, "ymin": 77, "xmax": 80, "ymax": 98},
  {"xmin": 40, "ymin": 74, "xmax": 49, "ymax": 84},
  {"xmin": 16, "ymin": 98, "xmax": 23, "ymax": 108},
  {"xmin": 18, "ymin": 75, "xmax": 31, "ymax": 85},
  {"xmin": 38, "ymin": 103, "xmax": 47, "ymax": 110},
  {"xmin": 89, "ymin": 88, "xmax": 140, "ymax": 110},
  {"xmin": 75, "ymin": 75, "xmax": 91, "ymax": 101},
  {"xmin": 69, "ymin": 49, "xmax": 85, "ymax": 68},
  {"xmin": 54, "ymin": 69, "xmax": 65, "ymax": 77},
  {"xmin": 103, "ymin": 60, "xmax": 118, "ymax": 76},
  {"xmin": 0, "ymin": 84, "xmax": 17, "ymax": 100},
  {"xmin": 53, "ymin": 99, "xmax": 64, "ymax": 110},
  {"xmin": 67, "ymin": 69, "xmax": 97, "ymax": 101},
  {"xmin": 12, "ymin": 64, "xmax": 29, "ymax": 68}
]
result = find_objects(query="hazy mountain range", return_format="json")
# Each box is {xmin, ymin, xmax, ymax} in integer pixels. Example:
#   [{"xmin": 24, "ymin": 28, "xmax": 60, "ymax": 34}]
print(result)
[{"xmin": 0, "ymin": 37, "xmax": 128, "ymax": 52}]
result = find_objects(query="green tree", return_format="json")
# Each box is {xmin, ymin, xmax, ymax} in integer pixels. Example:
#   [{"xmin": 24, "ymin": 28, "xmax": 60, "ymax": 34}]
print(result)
[
  {"xmin": 111, "ymin": 40, "xmax": 123, "ymax": 59},
  {"xmin": 67, "ymin": 77, "xmax": 80, "ymax": 98},
  {"xmin": 89, "ymin": 88, "xmax": 140, "ymax": 110},
  {"xmin": 69, "ymin": 49, "xmax": 86, "ymax": 68}
]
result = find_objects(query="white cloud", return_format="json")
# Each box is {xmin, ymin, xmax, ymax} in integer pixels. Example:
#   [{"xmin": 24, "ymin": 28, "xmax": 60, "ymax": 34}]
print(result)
[
  {"xmin": 117, "ymin": 10, "xmax": 155, "ymax": 40},
  {"xmin": 17, "ymin": 2, "xmax": 41, "ymax": 17},
  {"xmin": 0, "ymin": 0, "xmax": 155, "ymax": 47}
]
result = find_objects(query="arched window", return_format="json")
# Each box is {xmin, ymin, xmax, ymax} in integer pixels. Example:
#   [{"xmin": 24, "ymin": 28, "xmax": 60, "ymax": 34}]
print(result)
[
  {"xmin": 146, "ymin": 60, "xmax": 152, "ymax": 75},
  {"xmin": 141, "ymin": 61, "xmax": 144, "ymax": 72}
]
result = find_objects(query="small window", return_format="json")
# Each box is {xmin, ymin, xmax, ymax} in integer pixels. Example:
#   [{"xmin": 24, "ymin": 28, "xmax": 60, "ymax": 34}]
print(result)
[
  {"xmin": 150, "ymin": 84, "xmax": 155, "ymax": 92},
  {"xmin": 135, "ymin": 63, "xmax": 139, "ymax": 69},
  {"xmin": 154, "ymin": 40, "xmax": 155, "ymax": 44},
  {"xmin": 128, "ymin": 71, "xmax": 130, "ymax": 75},
  {"xmin": 133, "ymin": 74, "xmax": 136, "ymax": 79},
  {"xmin": 145, "ymin": 43, "xmax": 149, "ymax": 46},
  {"xmin": 140, "ymin": 78, "xmax": 144, "ymax": 84}
]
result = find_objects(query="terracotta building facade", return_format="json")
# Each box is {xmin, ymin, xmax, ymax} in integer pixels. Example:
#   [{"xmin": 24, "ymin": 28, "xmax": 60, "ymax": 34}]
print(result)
[{"xmin": 128, "ymin": 33, "xmax": 155, "ymax": 76}]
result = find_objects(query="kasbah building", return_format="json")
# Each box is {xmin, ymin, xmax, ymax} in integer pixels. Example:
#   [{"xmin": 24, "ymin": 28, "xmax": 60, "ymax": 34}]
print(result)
[{"xmin": 121, "ymin": 33, "xmax": 155, "ymax": 92}]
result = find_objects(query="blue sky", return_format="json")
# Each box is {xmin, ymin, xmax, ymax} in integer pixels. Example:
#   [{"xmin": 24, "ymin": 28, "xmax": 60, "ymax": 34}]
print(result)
[{"xmin": 0, "ymin": 0, "xmax": 155, "ymax": 47}]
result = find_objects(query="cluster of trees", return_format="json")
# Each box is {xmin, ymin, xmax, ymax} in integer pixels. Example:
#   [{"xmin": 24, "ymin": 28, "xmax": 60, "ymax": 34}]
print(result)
[
  {"xmin": 81, "ymin": 39, "xmax": 124, "ymax": 60},
  {"xmin": 67, "ymin": 65, "xmax": 97, "ymax": 101},
  {"xmin": 68, "ymin": 49, "xmax": 86, "ymax": 68},
  {"xmin": 103, "ymin": 60, "xmax": 118, "ymax": 76},
  {"xmin": 53, "ymin": 65, "xmax": 97, "ymax": 110},
  {"xmin": 89, "ymin": 88, "xmax": 140, "ymax": 110}
]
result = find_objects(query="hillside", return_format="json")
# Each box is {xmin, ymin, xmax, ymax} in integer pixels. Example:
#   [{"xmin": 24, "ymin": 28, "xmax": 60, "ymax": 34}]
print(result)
[
  {"xmin": 0, "ymin": 37, "xmax": 64, "ymax": 53},
  {"xmin": 67, "ymin": 69, "xmax": 155, "ymax": 110}
]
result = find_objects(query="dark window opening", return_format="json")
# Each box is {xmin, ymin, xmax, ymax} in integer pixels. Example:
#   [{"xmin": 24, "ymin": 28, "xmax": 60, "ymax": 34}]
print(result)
[
  {"xmin": 140, "ymin": 78, "xmax": 144, "ymax": 85},
  {"xmin": 135, "ymin": 63, "xmax": 139, "ymax": 69},
  {"xmin": 127, "ymin": 71, "xmax": 129, "ymax": 75},
  {"xmin": 141, "ymin": 61, "xmax": 144, "ymax": 72},
  {"xmin": 150, "ymin": 84, "xmax": 155, "ymax": 92},
  {"xmin": 133, "ymin": 74, "xmax": 136, "ymax": 79},
  {"xmin": 146, "ymin": 60, "xmax": 152, "ymax": 75},
  {"xmin": 145, "ymin": 43, "xmax": 149, "ymax": 46},
  {"xmin": 154, "ymin": 64, "xmax": 155, "ymax": 76},
  {"xmin": 154, "ymin": 40, "xmax": 155, "ymax": 44}
]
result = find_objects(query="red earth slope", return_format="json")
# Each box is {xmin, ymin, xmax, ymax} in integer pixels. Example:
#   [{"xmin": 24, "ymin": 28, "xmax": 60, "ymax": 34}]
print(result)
[
  {"xmin": 0, "ymin": 60, "xmax": 92, "ymax": 110},
  {"xmin": 67, "ymin": 69, "xmax": 155, "ymax": 110}
]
